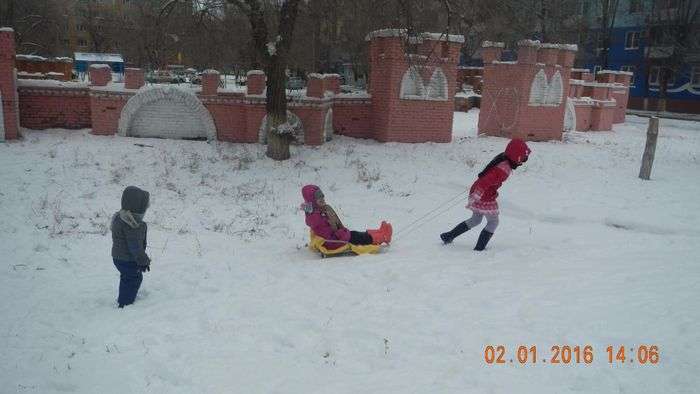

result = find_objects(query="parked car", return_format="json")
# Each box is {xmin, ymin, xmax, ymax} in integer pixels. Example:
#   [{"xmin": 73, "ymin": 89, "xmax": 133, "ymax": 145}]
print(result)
[{"xmin": 146, "ymin": 70, "xmax": 185, "ymax": 84}]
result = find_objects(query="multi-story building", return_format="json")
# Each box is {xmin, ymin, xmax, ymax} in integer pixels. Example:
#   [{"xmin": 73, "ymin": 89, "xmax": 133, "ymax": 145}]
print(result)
[{"xmin": 578, "ymin": 0, "xmax": 700, "ymax": 113}]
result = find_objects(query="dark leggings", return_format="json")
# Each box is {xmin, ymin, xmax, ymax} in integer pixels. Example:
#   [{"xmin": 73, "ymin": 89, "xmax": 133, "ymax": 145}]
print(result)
[
  {"xmin": 113, "ymin": 259, "xmax": 143, "ymax": 306},
  {"xmin": 350, "ymin": 231, "xmax": 373, "ymax": 245}
]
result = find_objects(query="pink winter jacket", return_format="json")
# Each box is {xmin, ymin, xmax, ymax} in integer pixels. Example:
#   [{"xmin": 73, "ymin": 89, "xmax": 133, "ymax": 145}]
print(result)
[{"xmin": 302, "ymin": 185, "xmax": 351, "ymax": 250}]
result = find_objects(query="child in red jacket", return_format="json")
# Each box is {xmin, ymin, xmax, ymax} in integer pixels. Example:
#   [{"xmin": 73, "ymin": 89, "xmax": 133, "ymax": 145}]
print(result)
[{"xmin": 440, "ymin": 139, "xmax": 531, "ymax": 251}]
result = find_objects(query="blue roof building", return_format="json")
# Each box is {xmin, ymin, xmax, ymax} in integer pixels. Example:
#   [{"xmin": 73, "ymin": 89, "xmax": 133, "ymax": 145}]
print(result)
[{"xmin": 73, "ymin": 52, "xmax": 124, "ymax": 74}]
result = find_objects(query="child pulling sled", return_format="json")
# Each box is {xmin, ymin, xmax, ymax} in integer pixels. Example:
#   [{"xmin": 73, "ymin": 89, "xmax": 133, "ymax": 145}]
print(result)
[{"xmin": 440, "ymin": 139, "xmax": 531, "ymax": 251}]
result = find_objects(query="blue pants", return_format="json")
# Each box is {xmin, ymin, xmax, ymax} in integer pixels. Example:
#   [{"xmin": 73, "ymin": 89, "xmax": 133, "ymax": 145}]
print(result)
[{"xmin": 113, "ymin": 259, "xmax": 143, "ymax": 306}]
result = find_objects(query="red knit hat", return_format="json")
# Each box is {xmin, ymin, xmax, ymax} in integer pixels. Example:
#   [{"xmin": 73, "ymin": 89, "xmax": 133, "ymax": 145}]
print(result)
[{"xmin": 505, "ymin": 139, "xmax": 531, "ymax": 164}]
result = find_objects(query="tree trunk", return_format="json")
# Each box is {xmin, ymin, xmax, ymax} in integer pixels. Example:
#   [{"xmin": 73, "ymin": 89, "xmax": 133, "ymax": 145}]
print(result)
[
  {"xmin": 639, "ymin": 117, "xmax": 659, "ymax": 180},
  {"xmin": 265, "ymin": 55, "xmax": 291, "ymax": 160}
]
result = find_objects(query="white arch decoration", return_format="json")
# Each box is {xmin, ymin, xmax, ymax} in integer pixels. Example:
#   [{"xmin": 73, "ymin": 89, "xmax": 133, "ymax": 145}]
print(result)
[
  {"xmin": 545, "ymin": 71, "xmax": 564, "ymax": 105},
  {"xmin": 323, "ymin": 109, "xmax": 333, "ymax": 141},
  {"xmin": 258, "ymin": 110, "xmax": 303, "ymax": 144},
  {"xmin": 118, "ymin": 85, "xmax": 217, "ymax": 140},
  {"xmin": 528, "ymin": 69, "xmax": 547, "ymax": 106},
  {"xmin": 426, "ymin": 67, "xmax": 448, "ymax": 100},
  {"xmin": 564, "ymin": 98, "xmax": 576, "ymax": 131},
  {"xmin": 399, "ymin": 66, "xmax": 425, "ymax": 98}
]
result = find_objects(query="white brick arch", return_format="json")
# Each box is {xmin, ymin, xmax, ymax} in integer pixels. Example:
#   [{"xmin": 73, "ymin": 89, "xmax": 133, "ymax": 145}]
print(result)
[
  {"xmin": 118, "ymin": 85, "xmax": 217, "ymax": 140},
  {"xmin": 528, "ymin": 69, "xmax": 547, "ymax": 106},
  {"xmin": 564, "ymin": 98, "xmax": 576, "ymax": 131},
  {"xmin": 426, "ymin": 67, "xmax": 448, "ymax": 100},
  {"xmin": 323, "ymin": 109, "xmax": 333, "ymax": 141},
  {"xmin": 545, "ymin": 71, "xmax": 563, "ymax": 105},
  {"xmin": 400, "ymin": 66, "xmax": 425, "ymax": 98}
]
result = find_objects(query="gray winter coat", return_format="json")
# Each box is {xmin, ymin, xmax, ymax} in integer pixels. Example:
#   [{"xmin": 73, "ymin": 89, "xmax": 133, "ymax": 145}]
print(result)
[{"xmin": 111, "ymin": 186, "xmax": 151, "ymax": 267}]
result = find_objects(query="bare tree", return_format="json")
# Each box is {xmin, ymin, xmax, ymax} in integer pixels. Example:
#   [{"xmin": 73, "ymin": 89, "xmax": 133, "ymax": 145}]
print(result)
[
  {"xmin": 227, "ymin": 0, "xmax": 302, "ymax": 161},
  {"xmin": 597, "ymin": 0, "xmax": 621, "ymax": 68}
]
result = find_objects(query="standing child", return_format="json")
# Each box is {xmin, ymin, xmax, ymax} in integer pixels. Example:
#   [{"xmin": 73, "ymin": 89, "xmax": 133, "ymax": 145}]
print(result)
[
  {"xmin": 302, "ymin": 185, "xmax": 392, "ymax": 250},
  {"xmin": 440, "ymin": 139, "xmax": 530, "ymax": 251},
  {"xmin": 111, "ymin": 186, "xmax": 151, "ymax": 308}
]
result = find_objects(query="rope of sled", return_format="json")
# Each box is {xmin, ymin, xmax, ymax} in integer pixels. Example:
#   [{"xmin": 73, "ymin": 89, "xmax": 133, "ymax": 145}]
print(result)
[{"xmin": 393, "ymin": 189, "xmax": 468, "ymax": 242}]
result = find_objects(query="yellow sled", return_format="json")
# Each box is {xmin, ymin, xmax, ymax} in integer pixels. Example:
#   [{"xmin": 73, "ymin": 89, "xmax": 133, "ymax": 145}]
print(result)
[{"xmin": 308, "ymin": 230, "xmax": 381, "ymax": 257}]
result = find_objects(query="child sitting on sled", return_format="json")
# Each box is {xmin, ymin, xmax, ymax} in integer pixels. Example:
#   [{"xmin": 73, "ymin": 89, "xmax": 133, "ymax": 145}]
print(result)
[
  {"xmin": 440, "ymin": 138, "xmax": 531, "ymax": 251},
  {"xmin": 301, "ymin": 184, "xmax": 392, "ymax": 250}
]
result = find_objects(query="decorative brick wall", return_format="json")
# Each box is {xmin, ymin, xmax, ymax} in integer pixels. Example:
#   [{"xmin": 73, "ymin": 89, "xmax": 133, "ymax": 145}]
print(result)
[
  {"xmin": 0, "ymin": 28, "xmax": 20, "ymax": 140},
  {"xmin": 18, "ymin": 83, "xmax": 91, "ymax": 129},
  {"xmin": 367, "ymin": 29, "xmax": 463, "ymax": 143},
  {"xmin": 333, "ymin": 98, "xmax": 372, "ymax": 139},
  {"xmin": 16, "ymin": 55, "xmax": 72, "ymax": 81},
  {"xmin": 478, "ymin": 40, "xmax": 577, "ymax": 141},
  {"xmin": 597, "ymin": 70, "xmax": 631, "ymax": 124},
  {"xmin": 90, "ymin": 91, "xmax": 129, "ymax": 135}
]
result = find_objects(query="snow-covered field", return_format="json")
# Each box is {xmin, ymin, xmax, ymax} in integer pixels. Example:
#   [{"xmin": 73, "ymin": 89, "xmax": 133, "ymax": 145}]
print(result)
[{"xmin": 1, "ymin": 110, "xmax": 699, "ymax": 393}]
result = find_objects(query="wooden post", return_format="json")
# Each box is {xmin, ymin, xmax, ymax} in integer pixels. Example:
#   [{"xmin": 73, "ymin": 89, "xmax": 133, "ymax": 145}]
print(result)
[{"xmin": 639, "ymin": 117, "xmax": 659, "ymax": 180}]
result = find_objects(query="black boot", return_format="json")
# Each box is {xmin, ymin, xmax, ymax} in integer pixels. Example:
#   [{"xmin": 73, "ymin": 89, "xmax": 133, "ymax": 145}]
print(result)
[
  {"xmin": 440, "ymin": 222, "xmax": 469, "ymax": 244},
  {"xmin": 474, "ymin": 230, "xmax": 494, "ymax": 251}
]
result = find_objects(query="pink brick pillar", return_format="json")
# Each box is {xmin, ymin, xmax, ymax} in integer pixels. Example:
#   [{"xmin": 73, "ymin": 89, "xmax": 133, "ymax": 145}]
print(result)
[
  {"xmin": 537, "ymin": 47, "xmax": 558, "ymax": 65},
  {"xmin": 481, "ymin": 44, "xmax": 503, "ymax": 63},
  {"xmin": 517, "ymin": 41, "xmax": 540, "ymax": 64},
  {"xmin": 201, "ymin": 69, "xmax": 220, "ymax": 96},
  {"xmin": 89, "ymin": 64, "xmax": 111, "ymax": 86},
  {"xmin": 124, "ymin": 68, "xmax": 146, "ymax": 89},
  {"xmin": 0, "ymin": 27, "xmax": 20, "ymax": 140},
  {"xmin": 557, "ymin": 49, "xmax": 576, "ymax": 68},
  {"xmin": 124, "ymin": 68, "xmax": 145, "ymax": 89},
  {"xmin": 306, "ymin": 74, "xmax": 324, "ymax": 98},
  {"xmin": 246, "ymin": 71, "xmax": 265, "ymax": 95},
  {"xmin": 596, "ymin": 72, "xmax": 616, "ymax": 83},
  {"xmin": 324, "ymin": 74, "xmax": 341, "ymax": 94}
]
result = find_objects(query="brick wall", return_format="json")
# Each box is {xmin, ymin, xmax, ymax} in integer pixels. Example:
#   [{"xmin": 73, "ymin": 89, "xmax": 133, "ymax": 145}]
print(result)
[
  {"xmin": 18, "ymin": 86, "xmax": 91, "ymax": 129},
  {"xmin": 90, "ymin": 92, "xmax": 129, "ymax": 135},
  {"xmin": 202, "ymin": 94, "xmax": 249, "ymax": 142},
  {"xmin": 478, "ymin": 40, "xmax": 577, "ymax": 141},
  {"xmin": 16, "ymin": 57, "xmax": 72, "ymax": 81},
  {"xmin": 333, "ymin": 99, "xmax": 372, "ymax": 139},
  {"xmin": 1, "ymin": 28, "xmax": 20, "ymax": 140},
  {"xmin": 368, "ymin": 32, "xmax": 462, "ymax": 143}
]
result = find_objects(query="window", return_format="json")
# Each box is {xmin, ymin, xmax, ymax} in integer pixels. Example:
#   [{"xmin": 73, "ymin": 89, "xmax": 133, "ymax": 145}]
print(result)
[
  {"xmin": 691, "ymin": 66, "xmax": 700, "ymax": 87},
  {"xmin": 629, "ymin": 0, "xmax": 643, "ymax": 13},
  {"xmin": 620, "ymin": 65, "xmax": 636, "ymax": 85},
  {"xmin": 625, "ymin": 31, "xmax": 640, "ymax": 49},
  {"xmin": 77, "ymin": 24, "xmax": 87, "ymax": 32},
  {"xmin": 78, "ymin": 39, "xmax": 88, "ymax": 47}
]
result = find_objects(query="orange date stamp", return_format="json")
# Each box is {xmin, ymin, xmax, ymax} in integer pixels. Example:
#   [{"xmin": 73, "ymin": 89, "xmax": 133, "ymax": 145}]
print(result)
[{"xmin": 484, "ymin": 345, "xmax": 660, "ymax": 365}]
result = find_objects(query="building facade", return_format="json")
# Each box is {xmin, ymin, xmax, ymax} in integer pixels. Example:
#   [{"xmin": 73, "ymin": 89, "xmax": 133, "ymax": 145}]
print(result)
[{"xmin": 579, "ymin": 0, "xmax": 700, "ymax": 113}]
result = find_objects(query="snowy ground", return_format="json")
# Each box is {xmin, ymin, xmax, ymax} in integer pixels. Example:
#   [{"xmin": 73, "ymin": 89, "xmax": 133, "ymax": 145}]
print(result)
[{"xmin": 1, "ymin": 110, "xmax": 699, "ymax": 393}]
